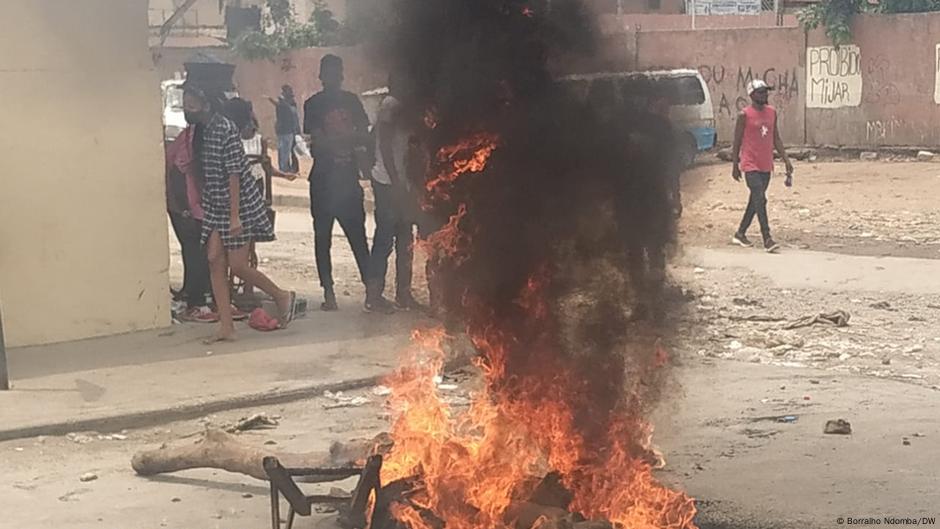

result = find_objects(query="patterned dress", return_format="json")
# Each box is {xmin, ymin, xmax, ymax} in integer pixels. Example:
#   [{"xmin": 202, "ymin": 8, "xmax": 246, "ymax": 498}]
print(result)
[{"xmin": 199, "ymin": 113, "xmax": 276, "ymax": 249}]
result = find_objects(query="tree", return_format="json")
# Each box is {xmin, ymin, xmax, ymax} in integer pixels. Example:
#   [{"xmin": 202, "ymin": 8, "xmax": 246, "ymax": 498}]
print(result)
[
  {"xmin": 799, "ymin": 0, "xmax": 940, "ymax": 46},
  {"xmin": 231, "ymin": 0, "xmax": 360, "ymax": 60}
]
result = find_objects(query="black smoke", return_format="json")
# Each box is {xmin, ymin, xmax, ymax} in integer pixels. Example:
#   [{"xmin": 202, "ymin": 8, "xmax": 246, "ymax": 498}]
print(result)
[{"xmin": 374, "ymin": 0, "xmax": 678, "ymax": 464}]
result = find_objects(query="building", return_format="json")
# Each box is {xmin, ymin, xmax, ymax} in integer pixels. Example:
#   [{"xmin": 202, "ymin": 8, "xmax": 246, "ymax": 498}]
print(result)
[
  {"xmin": 0, "ymin": 0, "xmax": 169, "ymax": 347},
  {"xmin": 586, "ymin": 0, "xmax": 687, "ymax": 14},
  {"xmin": 148, "ymin": 0, "xmax": 352, "ymax": 39}
]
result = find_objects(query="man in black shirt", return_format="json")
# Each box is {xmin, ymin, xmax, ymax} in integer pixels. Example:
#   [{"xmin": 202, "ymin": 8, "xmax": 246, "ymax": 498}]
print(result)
[{"xmin": 303, "ymin": 54, "xmax": 372, "ymax": 311}]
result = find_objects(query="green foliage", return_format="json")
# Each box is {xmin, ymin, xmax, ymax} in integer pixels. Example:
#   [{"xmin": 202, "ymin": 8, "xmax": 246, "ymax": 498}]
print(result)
[
  {"xmin": 231, "ymin": 0, "xmax": 362, "ymax": 60},
  {"xmin": 310, "ymin": 0, "xmax": 345, "ymax": 46},
  {"xmin": 798, "ymin": 0, "xmax": 864, "ymax": 47},
  {"xmin": 877, "ymin": 0, "xmax": 940, "ymax": 12},
  {"xmin": 231, "ymin": 29, "xmax": 283, "ymax": 61},
  {"xmin": 800, "ymin": 0, "xmax": 940, "ymax": 47}
]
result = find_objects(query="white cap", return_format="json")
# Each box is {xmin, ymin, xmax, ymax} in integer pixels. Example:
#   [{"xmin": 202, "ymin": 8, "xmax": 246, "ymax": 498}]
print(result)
[{"xmin": 746, "ymin": 79, "xmax": 773, "ymax": 96}]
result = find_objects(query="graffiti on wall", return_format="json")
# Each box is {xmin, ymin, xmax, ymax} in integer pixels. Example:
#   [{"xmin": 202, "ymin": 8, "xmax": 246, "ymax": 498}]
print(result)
[
  {"xmin": 698, "ymin": 64, "xmax": 800, "ymax": 117},
  {"xmin": 866, "ymin": 118, "xmax": 905, "ymax": 143},
  {"xmin": 806, "ymin": 45, "xmax": 862, "ymax": 108},
  {"xmin": 863, "ymin": 55, "xmax": 900, "ymax": 105}
]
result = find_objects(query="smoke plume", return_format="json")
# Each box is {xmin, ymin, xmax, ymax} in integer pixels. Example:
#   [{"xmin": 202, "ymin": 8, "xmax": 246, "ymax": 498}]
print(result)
[{"xmin": 371, "ymin": 1, "xmax": 690, "ymax": 526}]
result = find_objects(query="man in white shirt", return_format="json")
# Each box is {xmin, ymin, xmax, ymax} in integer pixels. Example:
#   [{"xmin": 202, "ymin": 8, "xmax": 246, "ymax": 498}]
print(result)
[{"xmin": 365, "ymin": 75, "xmax": 420, "ymax": 312}]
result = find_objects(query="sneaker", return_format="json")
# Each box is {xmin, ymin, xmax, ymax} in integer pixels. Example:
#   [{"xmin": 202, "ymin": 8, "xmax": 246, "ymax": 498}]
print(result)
[
  {"xmin": 364, "ymin": 297, "xmax": 396, "ymax": 314},
  {"xmin": 321, "ymin": 290, "xmax": 338, "ymax": 312},
  {"xmin": 732, "ymin": 232, "xmax": 753, "ymax": 247},
  {"xmin": 186, "ymin": 306, "xmax": 219, "ymax": 324},
  {"xmin": 764, "ymin": 238, "xmax": 780, "ymax": 253}
]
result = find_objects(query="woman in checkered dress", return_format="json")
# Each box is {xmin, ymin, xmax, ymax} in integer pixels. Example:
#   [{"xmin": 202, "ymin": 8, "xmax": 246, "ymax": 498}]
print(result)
[{"xmin": 183, "ymin": 85, "xmax": 296, "ymax": 343}]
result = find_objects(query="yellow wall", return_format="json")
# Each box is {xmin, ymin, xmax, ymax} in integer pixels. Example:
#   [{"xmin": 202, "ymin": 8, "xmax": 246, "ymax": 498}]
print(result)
[{"xmin": 0, "ymin": 0, "xmax": 170, "ymax": 347}]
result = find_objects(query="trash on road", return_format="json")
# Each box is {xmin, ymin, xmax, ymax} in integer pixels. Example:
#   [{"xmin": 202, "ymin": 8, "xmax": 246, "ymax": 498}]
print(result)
[
  {"xmin": 869, "ymin": 301, "xmax": 896, "ymax": 311},
  {"xmin": 372, "ymin": 385, "xmax": 392, "ymax": 396},
  {"xmin": 824, "ymin": 419, "xmax": 852, "ymax": 435},
  {"xmin": 225, "ymin": 413, "xmax": 279, "ymax": 433},
  {"xmin": 79, "ymin": 472, "xmax": 98, "ymax": 482},
  {"xmin": 784, "ymin": 310, "xmax": 850, "ymax": 329},
  {"xmin": 322, "ymin": 390, "xmax": 370, "ymax": 409},
  {"xmin": 66, "ymin": 432, "xmax": 96, "ymax": 444}
]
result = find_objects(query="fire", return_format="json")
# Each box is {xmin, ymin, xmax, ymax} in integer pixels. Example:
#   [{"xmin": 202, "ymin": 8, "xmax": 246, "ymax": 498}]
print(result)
[
  {"xmin": 418, "ymin": 204, "xmax": 470, "ymax": 266},
  {"xmin": 380, "ymin": 296, "xmax": 697, "ymax": 529},
  {"xmin": 425, "ymin": 133, "xmax": 500, "ymax": 202},
  {"xmin": 379, "ymin": 127, "xmax": 696, "ymax": 529}
]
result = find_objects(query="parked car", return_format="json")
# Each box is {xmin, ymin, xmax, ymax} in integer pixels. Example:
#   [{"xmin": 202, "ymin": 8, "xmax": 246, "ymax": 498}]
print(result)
[
  {"xmin": 558, "ymin": 69, "xmax": 717, "ymax": 167},
  {"xmin": 162, "ymin": 59, "xmax": 238, "ymax": 143},
  {"xmin": 360, "ymin": 68, "xmax": 717, "ymax": 168}
]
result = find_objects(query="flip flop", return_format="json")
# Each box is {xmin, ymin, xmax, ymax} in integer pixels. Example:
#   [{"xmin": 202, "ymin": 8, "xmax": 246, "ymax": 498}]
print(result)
[{"xmin": 280, "ymin": 291, "xmax": 297, "ymax": 329}]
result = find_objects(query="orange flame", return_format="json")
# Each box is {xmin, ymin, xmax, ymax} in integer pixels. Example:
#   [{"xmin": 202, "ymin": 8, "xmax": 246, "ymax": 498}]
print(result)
[
  {"xmin": 380, "ymin": 131, "xmax": 696, "ymax": 529},
  {"xmin": 425, "ymin": 133, "xmax": 499, "ymax": 202},
  {"xmin": 418, "ymin": 204, "xmax": 470, "ymax": 266},
  {"xmin": 382, "ymin": 311, "xmax": 697, "ymax": 529}
]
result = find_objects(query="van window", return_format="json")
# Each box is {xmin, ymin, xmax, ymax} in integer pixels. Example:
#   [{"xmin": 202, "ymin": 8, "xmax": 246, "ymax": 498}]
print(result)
[
  {"xmin": 669, "ymin": 76, "xmax": 706, "ymax": 105},
  {"xmin": 618, "ymin": 75, "xmax": 704, "ymax": 106},
  {"xmin": 618, "ymin": 77, "xmax": 655, "ymax": 107}
]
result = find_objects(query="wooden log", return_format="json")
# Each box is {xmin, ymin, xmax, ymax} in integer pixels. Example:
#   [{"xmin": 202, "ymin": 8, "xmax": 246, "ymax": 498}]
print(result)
[{"xmin": 131, "ymin": 428, "xmax": 389, "ymax": 481}]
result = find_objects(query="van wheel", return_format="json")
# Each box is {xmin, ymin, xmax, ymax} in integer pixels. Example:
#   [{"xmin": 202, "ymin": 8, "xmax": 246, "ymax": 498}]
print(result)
[{"xmin": 678, "ymin": 134, "xmax": 697, "ymax": 169}]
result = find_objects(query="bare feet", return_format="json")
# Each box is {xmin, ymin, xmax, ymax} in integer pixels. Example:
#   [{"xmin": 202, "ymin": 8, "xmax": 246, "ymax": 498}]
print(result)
[{"xmin": 203, "ymin": 328, "xmax": 236, "ymax": 345}]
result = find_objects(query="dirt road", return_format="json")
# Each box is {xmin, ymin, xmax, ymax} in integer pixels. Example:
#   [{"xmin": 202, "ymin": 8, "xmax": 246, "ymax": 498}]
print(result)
[
  {"xmin": 682, "ymin": 160, "xmax": 940, "ymax": 259},
  {"xmin": 7, "ymin": 159, "xmax": 939, "ymax": 528}
]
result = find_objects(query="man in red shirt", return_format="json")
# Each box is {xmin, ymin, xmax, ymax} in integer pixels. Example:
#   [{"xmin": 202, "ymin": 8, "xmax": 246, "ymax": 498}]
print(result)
[{"xmin": 731, "ymin": 79, "xmax": 794, "ymax": 253}]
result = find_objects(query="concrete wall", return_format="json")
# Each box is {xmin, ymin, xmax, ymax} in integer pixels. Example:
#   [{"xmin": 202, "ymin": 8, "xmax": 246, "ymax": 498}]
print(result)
[
  {"xmin": 149, "ymin": 0, "xmax": 244, "ymax": 28},
  {"xmin": 806, "ymin": 14, "xmax": 940, "ymax": 147},
  {"xmin": 233, "ymin": 47, "xmax": 384, "ymax": 137},
  {"xmin": 588, "ymin": 0, "xmax": 686, "ymax": 15},
  {"xmin": 158, "ymin": 12, "xmax": 940, "ymax": 149},
  {"xmin": 148, "ymin": 0, "xmax": 349, "ymax": 30},
  {"xmin": 153, "ymin": 46, "xmax": 235, "ymax": 82},
  {"xmin": 600, "ymin": 13, "xmax": 798, "ymax": 32},
  {"xmin": 636, "ymin": 27, "xmax": 805, "ymax": 144},
  {"xmin": 0, "ymin": 0, "xmax": 169, "ymax": 347},
  {"xmin": 614, "ymin": 12, "xmax": 940, "ymax": 148}
]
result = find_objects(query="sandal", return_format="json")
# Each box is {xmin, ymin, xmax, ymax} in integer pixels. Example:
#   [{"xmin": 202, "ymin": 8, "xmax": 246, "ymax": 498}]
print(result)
[{"xmin": 280, "ymin": 291, "xmax": 297, "ymax": 329}]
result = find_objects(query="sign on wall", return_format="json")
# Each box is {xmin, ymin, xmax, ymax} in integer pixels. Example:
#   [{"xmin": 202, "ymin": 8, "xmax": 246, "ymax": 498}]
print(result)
[
  {"xmin": 806, "ymin": 45, "xmax": 862, "ymax": 108},
  {"xmin": 687, "ymin": 0, "xmax": 760, "ymax": 15},
  {"xmin": 934, "ymin": 44, "xmax": 940, "ymax": 104}
]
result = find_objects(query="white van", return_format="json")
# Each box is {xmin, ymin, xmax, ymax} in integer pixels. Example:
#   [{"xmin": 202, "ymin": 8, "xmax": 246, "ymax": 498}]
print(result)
[
  {"xmin": 557, "ymin": 69, "xmax": 716, "ymax": 167},
  {"xmin": 161, "ymin": 79, "xmax": 186, "ymax": 142},
  {"xmin": 360, "ymin": 68, "xmax": 716, "ymax": 167}
]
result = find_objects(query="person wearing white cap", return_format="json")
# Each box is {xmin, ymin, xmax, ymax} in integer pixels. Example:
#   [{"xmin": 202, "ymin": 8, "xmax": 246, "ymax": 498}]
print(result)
[{"xmin": 731, "ymin": 79, "xmax": 793, "ymax": 253}]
